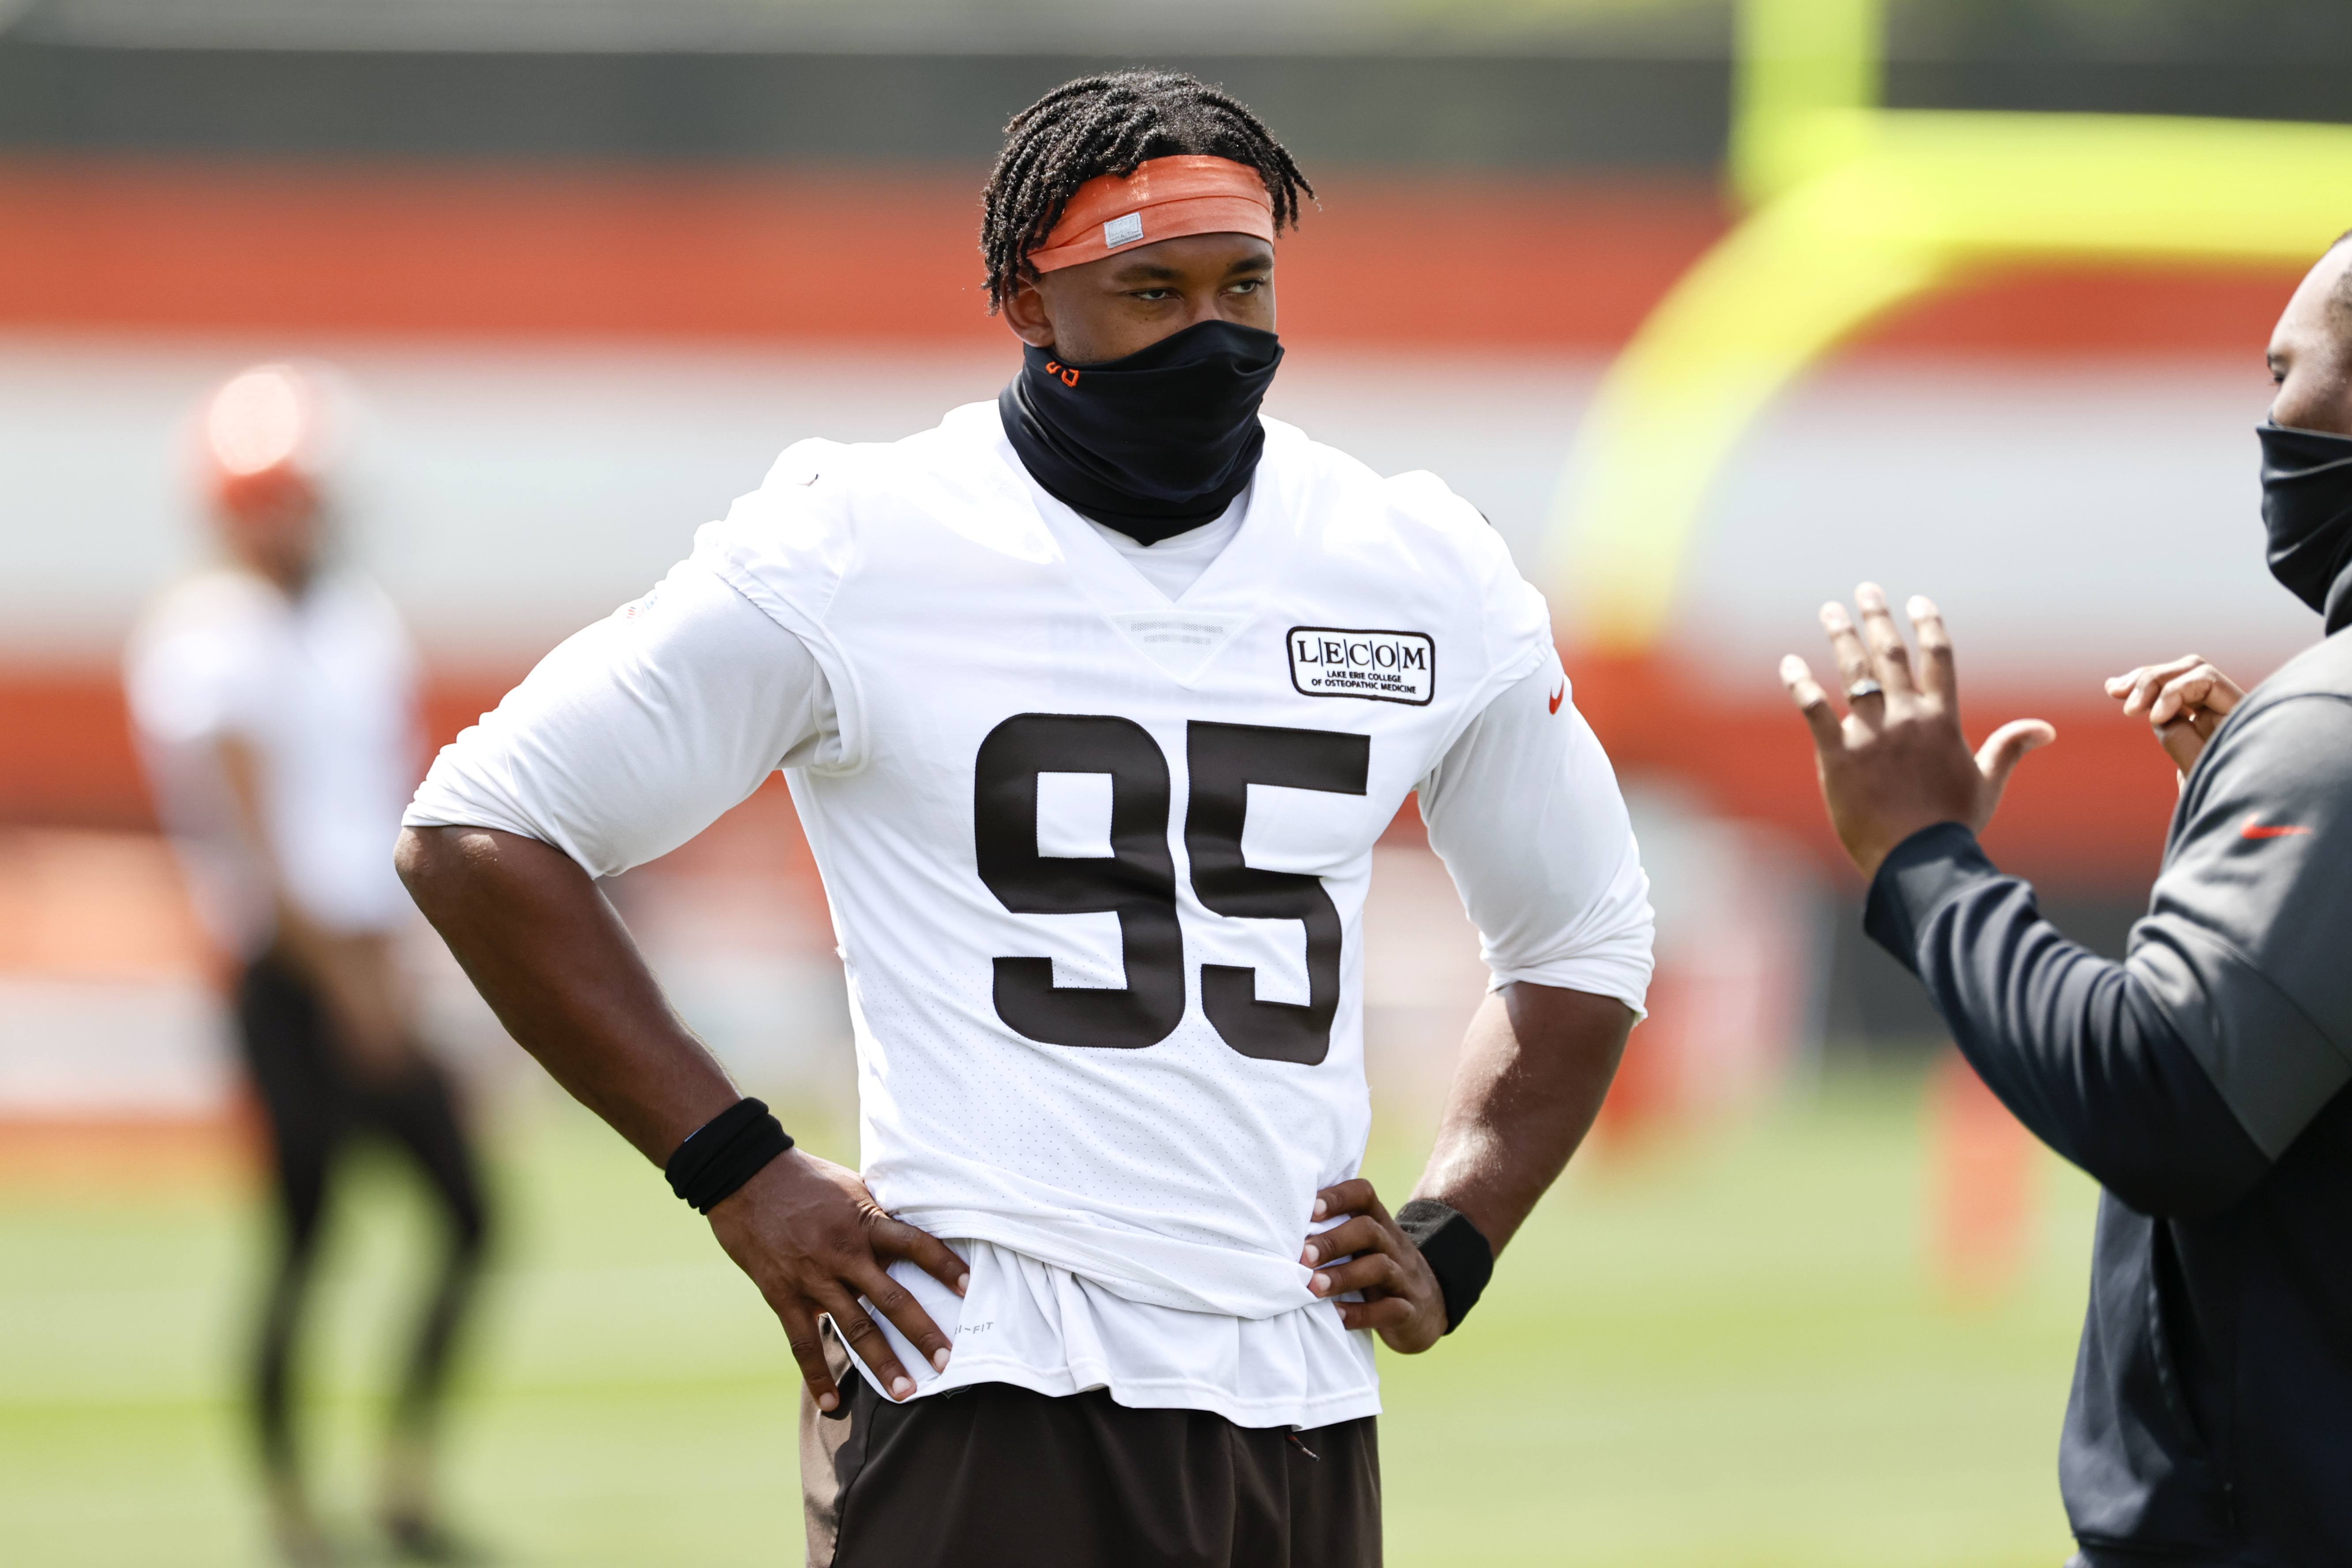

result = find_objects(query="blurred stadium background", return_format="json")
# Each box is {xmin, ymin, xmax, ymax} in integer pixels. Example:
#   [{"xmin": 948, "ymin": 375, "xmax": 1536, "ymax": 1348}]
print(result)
[{"xmin": 2, "ymin": 0, "xmax": 2342, "ymax": 1562}]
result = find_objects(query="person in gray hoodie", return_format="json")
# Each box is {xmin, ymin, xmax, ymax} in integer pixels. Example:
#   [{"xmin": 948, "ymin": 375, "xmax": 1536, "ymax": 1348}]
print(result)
[{"xmin": 1779, "ymin": 233, "xmax": 2352, "ymax": 1567}]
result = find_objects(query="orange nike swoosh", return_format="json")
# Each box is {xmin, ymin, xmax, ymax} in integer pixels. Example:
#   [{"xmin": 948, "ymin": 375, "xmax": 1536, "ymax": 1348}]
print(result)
[
  {"xmin": 1548, "ymin": 685, "xmax": 1565, "ymax": 715},
  {"xmin": 2241, "ymin": 817, "xmax": 2313, "ymax": 840}
]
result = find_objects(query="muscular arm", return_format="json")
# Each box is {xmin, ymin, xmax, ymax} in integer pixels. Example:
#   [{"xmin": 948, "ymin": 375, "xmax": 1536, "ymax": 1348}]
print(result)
[
  {"xmin": 395, "ymin": 563, "xmax": 966, "ymax": 1406},
  {"xmin": 1305, "ymin": 661, "xmax": 1651, "ymax": 1349},
  {"xmin": 396, "ymin": 824, "xmax": 732, "ymax": 1158},
  {"xmin": 1410, "ymin": 660, "xmax": 1649, "ymax": 1251},
  {"xmin": 1412, "ymin": 981, "xmax": 1633, "ymax": 1252},
  {"xmin": 1306, "ymin": 985, "xmax": 1629, "ymax": 1351}
]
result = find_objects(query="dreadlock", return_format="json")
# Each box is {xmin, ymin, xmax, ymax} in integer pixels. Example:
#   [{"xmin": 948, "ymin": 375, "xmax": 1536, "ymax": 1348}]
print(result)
[{"xmin": 980, "ymin": 70, "xmax": 1316, "ymax": 312}]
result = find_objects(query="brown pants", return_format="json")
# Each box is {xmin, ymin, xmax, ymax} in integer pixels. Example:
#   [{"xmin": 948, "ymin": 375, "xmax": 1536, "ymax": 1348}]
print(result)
[{"xmin": 801, "ymin": 1330, "xmax": 1381, "ymax": 1568}]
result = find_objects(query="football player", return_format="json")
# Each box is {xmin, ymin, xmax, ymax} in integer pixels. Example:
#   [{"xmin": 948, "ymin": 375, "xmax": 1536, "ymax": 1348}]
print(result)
[
  {"xmin": 398, "ymin": 71, "xmax": 1652, "ymax": 1566},
  {"xmin": 129, "ymin": 364, "xmax": 489, "ymax": 1565}
]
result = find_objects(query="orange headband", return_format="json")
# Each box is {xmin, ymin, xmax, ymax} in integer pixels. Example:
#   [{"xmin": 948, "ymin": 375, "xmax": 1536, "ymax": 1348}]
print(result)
[{"xmin": 1026, "ymin": 155, "xmax": 1276, "ymax": 274}]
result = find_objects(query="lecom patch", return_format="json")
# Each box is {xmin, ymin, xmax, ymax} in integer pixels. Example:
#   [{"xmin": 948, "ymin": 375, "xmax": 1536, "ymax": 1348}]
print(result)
[{"xmin": 1286, "ymin": 627, "xmax": 1435, "ymax": 705}]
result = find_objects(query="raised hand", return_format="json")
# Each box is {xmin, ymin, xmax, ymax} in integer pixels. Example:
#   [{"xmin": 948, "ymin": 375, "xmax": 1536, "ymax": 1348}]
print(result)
[
  {"xmin": 2104, "ymin": 654, "xmax": 2245, "ymax": 778},
  {"xmin": 1780, "ymin": 584, "xmax": 2055, "ymax": 880}
]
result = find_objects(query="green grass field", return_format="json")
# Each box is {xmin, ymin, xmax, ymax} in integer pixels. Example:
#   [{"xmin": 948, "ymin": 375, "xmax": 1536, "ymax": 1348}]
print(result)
[{"xmin": 0, "ymin": 1064, "xmax": 2096, "ymax": 1567}]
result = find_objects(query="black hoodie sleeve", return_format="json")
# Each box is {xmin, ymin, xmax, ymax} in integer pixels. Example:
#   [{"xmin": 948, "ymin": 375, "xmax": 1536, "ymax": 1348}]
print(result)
[
  {"xmin": 1865, "ymin": 693, "xmax": 2352, "ymax": 1218},
  {"xmin": 1865, "ymin": 827, "xmax": 2268, "ymax": 1217}
]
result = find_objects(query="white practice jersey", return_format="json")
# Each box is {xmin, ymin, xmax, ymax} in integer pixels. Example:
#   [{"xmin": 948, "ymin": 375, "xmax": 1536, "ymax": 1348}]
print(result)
[
  {"xmin": 409, "ymin": 400, "xmax": 1653, "ymax": 1427},
  {"xmin": 128, "ymin": 567, "xmax": 421, "ymax": 957}
]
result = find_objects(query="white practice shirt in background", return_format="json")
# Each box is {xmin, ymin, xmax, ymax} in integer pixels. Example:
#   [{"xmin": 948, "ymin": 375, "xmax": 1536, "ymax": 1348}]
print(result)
[{"xmin": 127, "ymin": 568, "xmax": 421, "ymax": 957}]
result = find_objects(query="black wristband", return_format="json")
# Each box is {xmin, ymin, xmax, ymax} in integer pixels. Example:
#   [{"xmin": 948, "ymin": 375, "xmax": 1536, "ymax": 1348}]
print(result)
[
  {"xmin": 665, "ymin": 1097, "xmax": 794, "ymax": 1215},
  {"xmin": 1397, "ymin": 1198, "xmax": 1495, "ymax": 1334}
]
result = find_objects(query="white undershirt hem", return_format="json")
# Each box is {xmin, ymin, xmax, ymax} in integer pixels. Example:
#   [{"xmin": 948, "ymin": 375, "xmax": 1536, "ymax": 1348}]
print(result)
[
  {"xmin": 1081, "ymin": 503, "xmax": 1247, "ymax": 601},
  {"xmin": 839, "ymin": 1238, "xmax": 1384, "ymax": 1431}
]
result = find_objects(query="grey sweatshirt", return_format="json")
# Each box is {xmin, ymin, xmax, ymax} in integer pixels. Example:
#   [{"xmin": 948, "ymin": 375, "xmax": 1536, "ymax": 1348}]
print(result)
[{"xmin": 1867, "ymin": 627, "xmax": 2352, "ymax": 1567}]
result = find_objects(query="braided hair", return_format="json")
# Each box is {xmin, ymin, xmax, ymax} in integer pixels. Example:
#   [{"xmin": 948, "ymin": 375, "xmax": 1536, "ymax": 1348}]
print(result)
[{"xmin": 980, "ymin": 70, "xmax": 1316, "ymax": 312}]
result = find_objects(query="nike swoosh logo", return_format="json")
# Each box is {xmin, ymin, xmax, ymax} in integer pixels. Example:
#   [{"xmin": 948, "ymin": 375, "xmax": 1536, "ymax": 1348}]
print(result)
[
  {"xmin": 2241, "ymin": 817, "xmax": 2313, "ymax": 840},
  {"xmin": 1548, "ymin": 685, "xmax": 1565, "ymax": 715}
]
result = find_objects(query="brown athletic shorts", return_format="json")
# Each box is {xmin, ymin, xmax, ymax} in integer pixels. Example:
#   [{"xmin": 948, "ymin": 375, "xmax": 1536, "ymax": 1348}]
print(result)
[{"xmin": 800, "ymin": 1327, "xmax": 1381, "ymax": 1567}]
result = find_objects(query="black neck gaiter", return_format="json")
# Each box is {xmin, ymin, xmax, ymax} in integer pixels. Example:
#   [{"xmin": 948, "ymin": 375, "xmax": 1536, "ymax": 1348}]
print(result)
[
  {"xmin": 2259, "ymin": 420, "xmax": 2352, "ymax": 635},
  {"xmin": 999, "ymin": 319, "xmax": 1283, "ymax": 547}
]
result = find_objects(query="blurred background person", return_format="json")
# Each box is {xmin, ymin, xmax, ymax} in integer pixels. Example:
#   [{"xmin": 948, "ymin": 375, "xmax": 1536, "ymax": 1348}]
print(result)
[{"xmin": 122, "ymin": 364, "xmax": 490, "ymax": 1566}]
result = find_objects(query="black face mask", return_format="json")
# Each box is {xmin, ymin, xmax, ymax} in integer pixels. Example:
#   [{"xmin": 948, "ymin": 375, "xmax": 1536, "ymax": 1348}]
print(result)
[
  {"xmin": 2259, "ymin": 420, "xmax": 2352, "ymax": 635},
  {"xmin": 998, "ymin": 319, "xmax": 1283, "ymax": 547}
]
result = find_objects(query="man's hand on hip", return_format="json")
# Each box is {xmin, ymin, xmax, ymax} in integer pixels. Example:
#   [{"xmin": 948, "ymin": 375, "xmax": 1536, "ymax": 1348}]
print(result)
[
  {"xmin": 395, "ymin": 826, "xmax": 968, "ymax": 1412},
  {"xmin": 706, "ymin": 1150, "xmax": 969, "ymax": 1410},
  {"xmin": 1780, "ymin": 583, "xmax": 2055, "ymax": 880},
  {"xmin": 1302, "ymin": 1178, "xmax": 1447, "ymax": 1354}
]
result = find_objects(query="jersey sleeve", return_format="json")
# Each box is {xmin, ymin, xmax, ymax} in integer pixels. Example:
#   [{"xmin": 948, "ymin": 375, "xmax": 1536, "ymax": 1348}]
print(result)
[
  {"xmin": 402, "ymin": 559, "xmax": 835, "ymax": 879},
  {"xmin": 1415, "ymin": 657, "xmax": 1655, "ymax": 1015},
  {"xmin": 1381, "ymin": 468, "xmax": 1555, "ymax": 707},
  {"xmin": 686, "ymin": 436, "xmax": 875, "ymax": 770}
]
